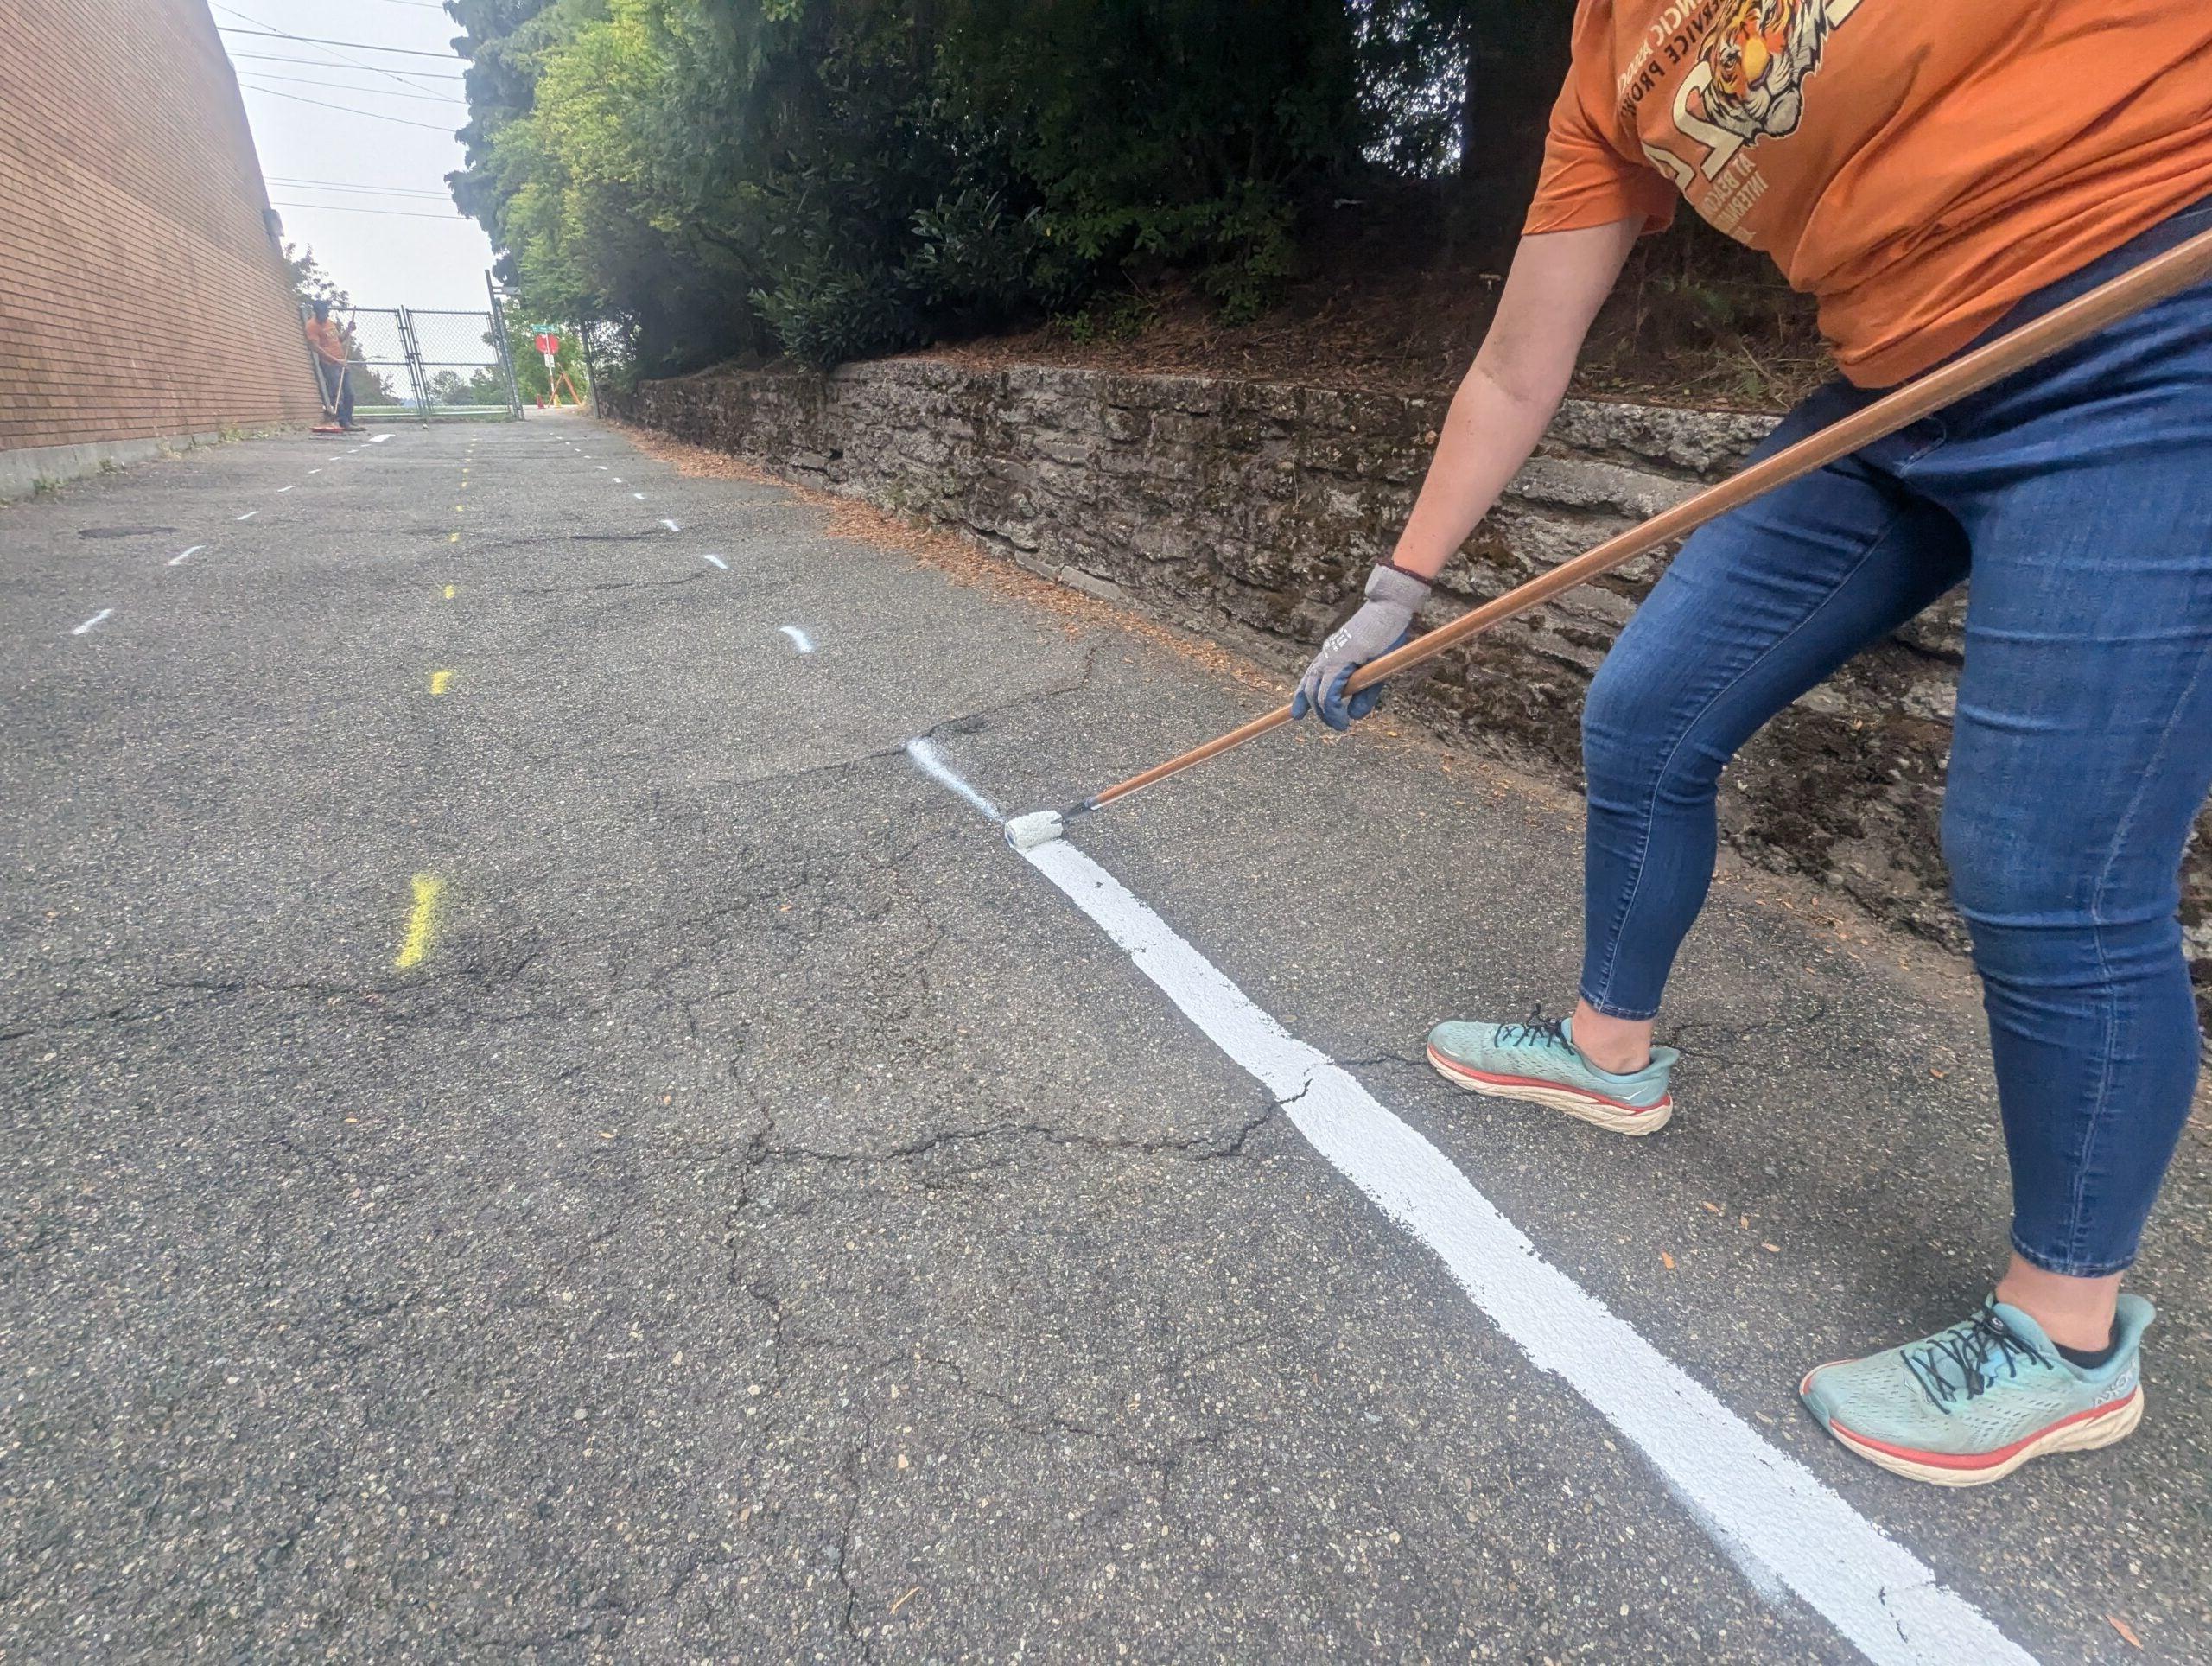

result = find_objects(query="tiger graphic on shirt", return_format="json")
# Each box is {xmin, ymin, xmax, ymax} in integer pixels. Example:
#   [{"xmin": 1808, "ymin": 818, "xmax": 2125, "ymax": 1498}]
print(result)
[
  {"xmin": 1686, "ymin": 0, "xmax": 1835, "ymax": 144},
  {"xmin": 1627, "ymin": 0, "xmax": 1865, "ymax": 231}
]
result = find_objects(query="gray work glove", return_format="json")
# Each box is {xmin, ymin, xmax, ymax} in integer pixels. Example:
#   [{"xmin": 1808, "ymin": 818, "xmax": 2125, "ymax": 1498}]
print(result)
[{"xmin": 1291, "ymin": 565, "xmax": 1428, "ymax": 731}]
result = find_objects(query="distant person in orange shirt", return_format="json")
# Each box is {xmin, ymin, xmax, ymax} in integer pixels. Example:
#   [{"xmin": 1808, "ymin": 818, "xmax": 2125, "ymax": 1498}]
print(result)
[
  {"xmin": 304, "ymin": 299, "xmax": 357, "ymax": 430},
  {"xmin": 1293, "ymin": 0, "xmax": 2212, "ymax": 1483}
]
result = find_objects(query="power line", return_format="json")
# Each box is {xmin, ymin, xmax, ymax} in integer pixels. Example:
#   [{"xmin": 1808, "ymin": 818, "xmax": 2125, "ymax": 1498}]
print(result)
[
  {"xmin": 270, "ymin": 201, "xmax": 475, "ymax": 221},
  {"xmin": 268, "ymin": 176, "xmax": 454, "ymax": 198},
  {"xmin": 219, "ymin": 26, "xmax": 460, "ymax": 60},
  {"xmin": 227, "ymin": 50, "xmax": 466, "ymax": 79},
  {"xmin": 212, "ymin": 5, "xmax": 459, "ymax": 96},
  {"xmin": 238, "ymin": 83, "xmax": 459, "ymax": 131},
  {"xmin": 237, "ymin": 70, "xmax": 465, "ymax": 104}
]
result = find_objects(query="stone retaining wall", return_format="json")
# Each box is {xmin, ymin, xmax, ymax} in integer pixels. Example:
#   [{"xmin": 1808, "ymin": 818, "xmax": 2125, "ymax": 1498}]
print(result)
[{"xmin": 614, "ymin": 357, "xmax": 2212, "ymax": 1001}]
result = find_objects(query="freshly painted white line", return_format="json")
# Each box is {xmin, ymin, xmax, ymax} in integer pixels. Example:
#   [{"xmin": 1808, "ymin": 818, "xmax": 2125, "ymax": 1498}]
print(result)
[
  {"xmin": 235, "ymin": 510, "xmax": 259, "ymax": 521},
  {"xmin": 276, "ymin": 485, "xmax": 296, "ymax": 493},
  {"xmin": 168, "ymin": 544, "xmax": 206, "ymax": 567},
  {"xmin": 902, "ymin": 749, "xmax": 2037, "ymax": 1666},
  {"xmin": 702, "ymin": 554, "xmax": 728, "ymax": 570},
  {"xmin": 370, "ymin": 433, "xmax": 391, "ymax": 443},
  {"xmin": 778, "ymin": 626, "xmax": 815, "ymax": 654},
  {"xmin": 71, "ymin": 608, "xmax": 113, "ymax": 635},
  {"xmin": 660, "ymin": 518, "xmax": 681, "ymax": 533},
  {"xmin": 902, "ymin": 739, "xmax": 1002, "ymax": 821}
]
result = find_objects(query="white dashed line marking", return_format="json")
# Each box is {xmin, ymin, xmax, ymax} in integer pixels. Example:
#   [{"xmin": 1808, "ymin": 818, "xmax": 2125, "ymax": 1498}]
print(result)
[
  {"xmin": 72, "ymin": 608, "xmax": 114, "ymax": 635},
  {"xmin": 611, "ymin": 476, "xmax": 623, "ymax": 484},
  {"xmin": 632, "ymin": 492, "xmax": 645, "ymax": 499},
  {"xmin": 370, "ymin": 433, "xmax": 391, "ymax": 443},
  {"xmin": 702, "ymin": 554, "xmax": 728, "ymax": 570},
  {"xmin": 902, "ymin": 746, "xmax": 2042, "ymax": 1666},
  {"xmin": 595, "ymin": 465, "xmax": 608, "ymax": 471},
  {"xmin": 309, "ymin": 468, "xmax": 322, "ymax": 474},
  {"xmin": 276, "ymin": 485, "xmax": 296, "ymax": 493},
  {"xmin": 235, "ymin": 510, "xmax": 259, "ymax": 521},
  {"xmin": 168, "ymin": 545, "xmax": 206, "ymax": 567},
  {"xmin": 778, "ymin": 626, "xmax": 815, "ymax": 654}
]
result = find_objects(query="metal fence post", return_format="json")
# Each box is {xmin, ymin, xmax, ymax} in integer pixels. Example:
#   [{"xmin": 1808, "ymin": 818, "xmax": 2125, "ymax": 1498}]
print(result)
[
  {"xmin": 486, "ymin": 272, "xmax": 524, "ymax": 419},
  {"xmin": 396, "ymin": 308, "xmax": 433, "ymax": 427}
]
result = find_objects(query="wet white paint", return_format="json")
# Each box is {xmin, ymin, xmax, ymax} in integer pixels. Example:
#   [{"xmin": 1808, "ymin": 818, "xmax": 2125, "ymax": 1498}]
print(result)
[
  {"xmin": 702, "ymin": 554, "xmax": 728, "ymax": 570},
  {"xmin": 235, "ymin": 510, "xmax": 258, "ymax": 521},
  {"xmin": 168, "ymin": 545, "xmax": 205, "ymax": 567},
  {"xmin": 778, "ymin": 626, "xmax": 815, "ymax": 654},
  {"xmin": 901, "ymin": 744, "xmax": 2038, "ymax": 1666},
  {"xmin": 71, "ymin": 608, "xmax": 113, "ymax": 635},
  {"xmin": 902, "ymin": 739, "xmax": 1002, "ymax": 821}
]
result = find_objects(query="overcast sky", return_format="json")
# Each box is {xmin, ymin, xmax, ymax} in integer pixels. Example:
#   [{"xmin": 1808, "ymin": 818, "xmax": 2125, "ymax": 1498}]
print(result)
[{"xmin": 217, "ymin": 0, "xmax": 500, "ymax": 311}]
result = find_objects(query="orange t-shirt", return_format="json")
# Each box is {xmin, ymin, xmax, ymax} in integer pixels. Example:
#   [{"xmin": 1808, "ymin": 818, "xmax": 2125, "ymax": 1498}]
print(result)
[
  {"xmin": 1525, "ymin": 0, "xmax": 2212, "ymax": 385},
  {"xmin": 305, "ymin": 317, "xmax": 346, "ymax": 365}
]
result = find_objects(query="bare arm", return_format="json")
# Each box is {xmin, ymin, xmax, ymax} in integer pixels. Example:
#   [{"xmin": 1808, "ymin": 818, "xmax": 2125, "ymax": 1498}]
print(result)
[{"xmin": 1388, "ymin": 219, "xmax": 1641, "ymax": 580}]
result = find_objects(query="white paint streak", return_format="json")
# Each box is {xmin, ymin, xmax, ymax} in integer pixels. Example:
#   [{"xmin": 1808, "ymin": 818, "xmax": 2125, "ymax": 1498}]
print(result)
[
  {"xmin": 900, "ymin": 747, "xmax": 2037, "ymax": 1666},
  {"xmin": 612, "ymin": 476, "xmax": 624, "ymax": 484},
  {"xmin": 595, "ymin": 465, "xmax": 608, "ymax": 471},
  {"xmin": 71, "ymin": 608, "xmax": 113, "ymax": 635},
  {"xmin": 308, "ymin": 468, "xmax": 322, "ymax": 474},
  {"xmin": 702, "ymin": 554, "xmax": 728, "ymax": 570},
  {"xmin": 276, "ymin": 485, "xmax": 296, "ymax": 493},
  {"xmin": 168, "ymin": 545, "xmax": 205, "ymax": 567},
  {"xmin": 902, "ymin": 739, "xmax": 1003, "ymax": 821},
  {"xmin": 778, "ymin": 626, "xmax": 815, "ymax": 654},
  {"xmin": 235, "ymin": 510, "xmax": 258, "ymax": 521},
  {"xmin": 370, "ymin": 433, "xmax": 391, "ymax": 443},
  {"xmin": 660, "ymin": 518, "xmax": 681, "ymax": 533},
  {"xmin": 632, "ymin": 492, "xmax": 645, "ymax": 499}
]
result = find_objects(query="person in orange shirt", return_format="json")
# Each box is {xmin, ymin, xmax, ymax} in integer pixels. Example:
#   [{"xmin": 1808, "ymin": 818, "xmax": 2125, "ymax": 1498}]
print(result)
[
  {"xmin": 1294, "ymin": 0, "xmax": 2212, "ymax": 1484},
  {"xmin": 304, "ymin": 298, "xmax": 356, "ymax": 430}
]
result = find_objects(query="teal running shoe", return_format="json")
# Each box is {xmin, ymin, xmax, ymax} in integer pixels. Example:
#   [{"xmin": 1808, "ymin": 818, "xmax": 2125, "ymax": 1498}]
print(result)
[
  {"xmin": 1801, "ymin": 1295, "xmax": 2152, "ymax": 1486},
  {"xmin": 1425, "ymin": 1014, "xmax": 1676, "ymax": 1135}
]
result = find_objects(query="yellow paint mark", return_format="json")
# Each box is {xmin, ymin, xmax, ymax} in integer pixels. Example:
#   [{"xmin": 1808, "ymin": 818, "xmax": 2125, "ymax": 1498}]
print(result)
[
  {"xmin": 429, "ymin": 669, "xmax": 452, "ymax": 696},
  {"xmin": 394, "ymin": 874, "xmax": 442, "ymax": 969},
  {"xmin": 443, "ymin": 584, "xmax": 456, "ymax": 600}
]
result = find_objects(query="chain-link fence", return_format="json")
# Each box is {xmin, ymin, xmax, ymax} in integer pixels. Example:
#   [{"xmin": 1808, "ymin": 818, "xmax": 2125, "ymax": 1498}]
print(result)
[{"xmin": 312, "ymin": 299, "xmax": 522, "ymax": 424}]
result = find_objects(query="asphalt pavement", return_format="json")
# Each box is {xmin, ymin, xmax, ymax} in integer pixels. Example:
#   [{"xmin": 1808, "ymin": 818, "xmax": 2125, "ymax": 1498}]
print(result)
[{"xmin": 3, "ymin": 412, "xmax": 2208, "ymax": 1662}]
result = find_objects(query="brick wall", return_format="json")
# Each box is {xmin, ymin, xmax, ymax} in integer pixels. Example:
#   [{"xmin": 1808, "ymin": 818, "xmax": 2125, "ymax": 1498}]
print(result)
[{"xmin": 0, "ymin": 0, "xmax": 321, "ymax": 462}]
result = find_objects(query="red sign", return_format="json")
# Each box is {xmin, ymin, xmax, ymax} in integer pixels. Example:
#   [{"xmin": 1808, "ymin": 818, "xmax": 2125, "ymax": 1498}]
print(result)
[{"xmin": 533, "ymin": 332, "xmax": 561, "ymax": 354}]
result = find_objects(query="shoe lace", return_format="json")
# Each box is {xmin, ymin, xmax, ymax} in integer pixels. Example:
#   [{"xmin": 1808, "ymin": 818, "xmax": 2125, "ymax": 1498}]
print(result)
[
  {"xmin": 1903, "ymin": 1303, "xmax": 2047, "ymax": 1412},
  {"xmin": 1493, "ymin": 1009, "xmax": 1570, "ymax": 1052}
]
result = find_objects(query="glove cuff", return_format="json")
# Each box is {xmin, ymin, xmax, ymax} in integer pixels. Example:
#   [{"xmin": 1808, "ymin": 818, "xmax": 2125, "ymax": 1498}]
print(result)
[{"xmin": 1364, "ymin": 563, "xmax": 1432, "ymax": 609}]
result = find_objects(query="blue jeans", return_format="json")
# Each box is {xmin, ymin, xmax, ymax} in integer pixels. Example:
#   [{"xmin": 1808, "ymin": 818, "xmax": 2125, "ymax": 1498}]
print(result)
[{"xmin": 1579, "ymin": 196, "xmax": 2212, "ymax": 1277}]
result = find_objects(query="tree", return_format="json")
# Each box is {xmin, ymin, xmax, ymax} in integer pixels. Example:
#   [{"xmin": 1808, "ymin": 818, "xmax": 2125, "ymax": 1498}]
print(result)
[
  {"xmin": 444, "ymin": 1, "xmax": 1580, "ymax": 374},
  {"xmin": 282, "ymin": 242, "xmax": 349, "ymax": 309}
]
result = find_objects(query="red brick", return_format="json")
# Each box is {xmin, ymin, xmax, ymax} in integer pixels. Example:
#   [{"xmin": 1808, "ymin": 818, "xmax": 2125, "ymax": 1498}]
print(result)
[{"xmin": 1, "ymin": 0, "xmax": 324, "ymax": 452}]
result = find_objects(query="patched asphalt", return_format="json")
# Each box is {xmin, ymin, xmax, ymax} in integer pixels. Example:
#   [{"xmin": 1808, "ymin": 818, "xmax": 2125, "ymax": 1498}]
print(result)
[{"xmin": 3, "ymin": 414, "xmax": 2207, "ymax": 1662}]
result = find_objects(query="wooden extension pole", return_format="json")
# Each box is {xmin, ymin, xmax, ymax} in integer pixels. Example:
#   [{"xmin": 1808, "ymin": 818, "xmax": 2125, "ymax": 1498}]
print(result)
[{"xmin": 1080, "ymin": 224, "xmax": 2212, "ymax": 818}]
